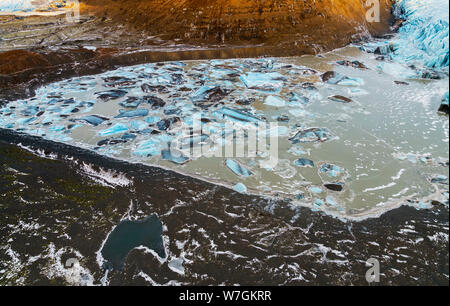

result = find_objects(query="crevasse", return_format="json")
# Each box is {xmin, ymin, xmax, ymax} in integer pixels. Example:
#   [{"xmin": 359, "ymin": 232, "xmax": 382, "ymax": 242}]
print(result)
[
  {"xmin": 393, "ymin": 0, "xmax": 449, "ymax": 70},
  {"xmin": 0, "ymin": 0, "xmax": 35, "ymax": 12}
]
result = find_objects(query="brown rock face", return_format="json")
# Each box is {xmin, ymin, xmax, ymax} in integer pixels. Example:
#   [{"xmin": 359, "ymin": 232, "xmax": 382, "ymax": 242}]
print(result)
[
  {"xmin": 84, "ymin": 0, "xmax": 394, "ymax": 52},
  {"xmin": 0, "ymin": 50, "xmax": 50, "ymax": 75}
]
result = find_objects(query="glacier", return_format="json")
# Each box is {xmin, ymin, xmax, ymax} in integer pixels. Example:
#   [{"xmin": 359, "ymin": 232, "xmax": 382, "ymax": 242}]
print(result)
[
  {"xmin": 0, "ymin": 0, "xmax": 35, "ymax": 12},
  {"xmin": 394, "ymin": 0, "xmax": 449, "ymax": 70}
]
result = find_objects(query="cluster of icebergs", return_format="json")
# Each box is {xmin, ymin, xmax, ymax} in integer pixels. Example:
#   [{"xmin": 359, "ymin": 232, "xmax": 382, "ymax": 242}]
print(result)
[
  {"xmin": 0, "ymin": 51, "xmax": 448, "ymax": 216},
  {"xmin": 0, "ymin": 0, "xmax": 448, "ymax": 217}
]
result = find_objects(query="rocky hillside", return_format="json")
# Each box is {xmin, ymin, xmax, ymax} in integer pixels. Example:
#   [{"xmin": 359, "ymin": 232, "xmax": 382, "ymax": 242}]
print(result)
[{"xmin": 83, "ymin": 0, "xmax": 394, "ymax": 52}]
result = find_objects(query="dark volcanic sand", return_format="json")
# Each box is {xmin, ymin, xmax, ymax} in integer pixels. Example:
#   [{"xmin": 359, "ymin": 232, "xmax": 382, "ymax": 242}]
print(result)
[{"xmin": 0, "ymin": 129, "xmax": 448, "ymax": 285}]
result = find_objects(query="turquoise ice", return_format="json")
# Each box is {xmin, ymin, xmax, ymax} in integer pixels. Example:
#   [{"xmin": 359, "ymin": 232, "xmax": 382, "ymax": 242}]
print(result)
[{"xmin": 0, "ymin": 0, "xmax": 34, "ymax": 12}]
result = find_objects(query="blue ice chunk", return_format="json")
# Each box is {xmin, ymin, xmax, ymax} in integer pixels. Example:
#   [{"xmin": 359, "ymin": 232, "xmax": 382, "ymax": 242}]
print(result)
[
  {"xmin": 290, "ymin": 128, "xmax": 331, "ymax": 144},
  {"xmin": 325, "ymin": 196, "xmax": 338, "ymax": 207},
  {"xmin": 47, "ymin": 106, "xmax": 62, "ymax": 113},
  {"xmin": 288, "ymin": 145, "xmax": 306, "ymax": 156},
  {"xmin": 130, "ymin": 120, "xmax": 148, "ymax": 131},
  {"xmin": 294, "ymin": 158, "xmax": 315, "ymax": 167},
  {"xmin": 214, "ymin": 107, "xmax": 262, "ymax": 124},
  {"xmin": 431, "ymin": 175, "xmax": 448, "ymax": 183},
  {"xmin": 226, "ymin": 159, "xmax": 253, "ymax": 177},
  {"xmin": 60, "ymin": 106, "xmax": 78, "ymax": 115},
  {"xmin": 240, "ymin": 72, "xmax": 285, "ymax": 93},
  {"xmin": 98, "ymin": 124, "xmax": 129, "ymax": 136},
  {"xmin": 115, "ymin": 109, "xmax": 149, "ymax": 119},
  {"xmin": 232, "ymin": 183, "xmax": 247, "ymax": 194},
  {"xmin": 321, "ymin": 71, "xmax": 347, "ymax": 84},
  {"xmin": 264, "ymin": 95, "xmax": 286, "ymax": 107},
  {"xmin": 309, "ymin": 186, "xmax": 323, "ymax": 194},
  {"xmin": 161, "ymin": 149, "xmax": 189, "ymax": 164},
  {"xmin": 79, "ymin": 115, "xmax": 108, "ymax": 126},
  {"xmin": 320, "ymin": 163, "xmax": 342, "ymax": 177},
  {"xmin": 442, "ymin": 92, "xmax": 449, "ymax": 105},
  {"xmin": 179, "ymin": 134, "xmax": 210, "ymax": 148},
  {"xmin": 95, "ymin": 89, "xmax": 127, "ymax": 101},
  {"xmin": 21, "ymin": 106, "xmax": 40, "ymax": 116},
  {"xmin": 145, "ymin": 116, "xmax": 162, "ymax": 124},
  {"xmin": 119, "ymin": 97, "xmax": 142, "ymax": 108},
  {"xmin": 164, "ymin": 106, "xmax": 182, "ymax": 116},
  {"xmin": 289, "ymin": 92, "xmax": 309, "ymax": 105},
  {"xmin": 133, "ymin": 134, "xmax": 173, "ymax": 157},
  {"xmin": 17, "ymin": 117, "xmax": 37, "ymax": 125},
  {"xmin": 49, "ymin": 125, "xmax": 65, "ymax": 132},
  {"xmin": 321, "ymin": 71, "xmax": 364, "ymax": 86},
  {"xmin": 313, "ymin": 199, "xmax": 324, "ymax": 207},
  {"xmin": 189, "ymin": 86, "xmax": 232, "ymax": 105},
  {"xmin": 121, "ymin": 133, "xmax": 137, "ymax": 140},
  {"xmin": 417, "ymin": 202, "xmax": 429, "ymax": 209},
  {"xmin": 296, "ymin": 193, "xmax": 305, "ymax": 200},
  {"xmin": 156, "ymin": 117, "xmax": 180, "ymax": 131}
]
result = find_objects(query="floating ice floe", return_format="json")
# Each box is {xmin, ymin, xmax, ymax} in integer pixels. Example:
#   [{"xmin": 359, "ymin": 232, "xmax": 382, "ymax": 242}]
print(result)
[
  {"xmin": 226, "ymin": 159, "xmax": 253, "ymax": 177},
  {"xmin": 240, "ymin": 72, "xmax": 286, "ymax": 93},
  {"xmin": 233, "ymin": 183, "xmax": 247, "ymax": 194}
]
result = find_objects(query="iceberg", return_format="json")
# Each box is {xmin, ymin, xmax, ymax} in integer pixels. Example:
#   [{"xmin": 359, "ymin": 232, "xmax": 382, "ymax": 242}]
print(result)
[
  {"xmin": 294, "ymin": 158, "xmax": 315, "ymax": 168},
  {"xmin": 240, "ymin": 72, "xmax": 285, "ymax": 93},
  {"xmin": 289, "ymin": 128, "xmax": 331, "ymax": 144},
  {"xmin": 226, "ymin": 159, "xmax": 253, "ymax": 177},
  {"xmin": 319, "ymin": 163, "xmax": 342, "ymax": 178},
  {"xmin": 133, "ymin": 134, "xmax": 173, "ymax": 157},
  {"xmin": 214, "ymin": 107, "xmax": 262, "ymax": 124},
  {"xmin": 78, "ymin": 115, "xmax": 109, "ymax": 126},
  {"xmin": 264, "ymin": 96, "xmax": 286, "ymax": 107},
  {"xmin": 232, "ymin": 183, "xmax": 247, "ymax": 194},
  {"xmin": 309, "ymin": 186, "xmax": 323, "ymax": 194},
  {"xmin": 115, "ymin": 109, "xmax": 149, "ymax": 119},
  {"xmin": 98, "ymin": 124, "xmax": 129, "ymax": 136},
  {"xmin": 161, "ymin": 149, "xmax": 189, "ymax": 164}
]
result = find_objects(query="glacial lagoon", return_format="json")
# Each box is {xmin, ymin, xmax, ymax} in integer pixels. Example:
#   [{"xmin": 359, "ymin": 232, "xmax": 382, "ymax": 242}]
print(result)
[{"xmin": 0, "ymin": 45, "xmax": 448, "ymax": 218}]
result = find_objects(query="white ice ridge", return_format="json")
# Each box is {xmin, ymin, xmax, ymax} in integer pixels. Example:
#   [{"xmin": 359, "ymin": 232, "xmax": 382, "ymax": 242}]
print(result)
[
  {"xmin": 394, "ymin": 0, "xmax": 449, "ymax": 69},
  {"xmin": 0, "ymin": 0, "xmax": 35, "ymax": 12}
]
